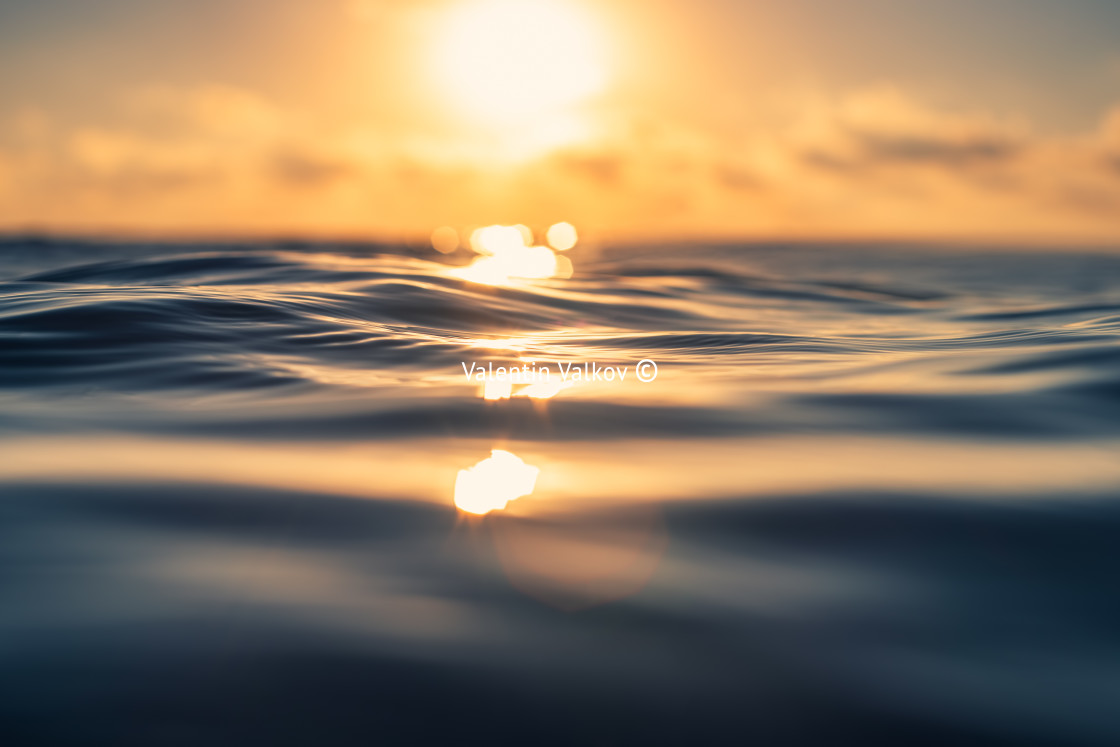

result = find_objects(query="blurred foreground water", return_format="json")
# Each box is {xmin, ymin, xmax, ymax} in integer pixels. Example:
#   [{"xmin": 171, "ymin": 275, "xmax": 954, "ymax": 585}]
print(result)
[{"xmin": 1, "ymin": 237, "xmax": 1119, "ymax": 745}]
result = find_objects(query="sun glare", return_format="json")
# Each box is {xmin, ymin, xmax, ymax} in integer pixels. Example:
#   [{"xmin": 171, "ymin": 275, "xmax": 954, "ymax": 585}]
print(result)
[
  {"xmin": 483, "ymin": 379, "xmax": 513, "ymax": 400},
  {"xmin": 449, "ymin": 222, "xmax": 576, "ymax": 285},
  {"xmin": 454, "ymin": 449, "xmax": 540, "ymax": 515},
  {"xmin": 433, "ymin": 0, "xmax": 607, "ymax": 125}
]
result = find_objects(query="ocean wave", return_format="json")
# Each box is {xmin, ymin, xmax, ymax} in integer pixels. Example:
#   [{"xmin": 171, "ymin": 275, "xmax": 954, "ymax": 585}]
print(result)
[{"xmin": 2, "ymin": 239, "xmax": 1119, "ymax": 443}]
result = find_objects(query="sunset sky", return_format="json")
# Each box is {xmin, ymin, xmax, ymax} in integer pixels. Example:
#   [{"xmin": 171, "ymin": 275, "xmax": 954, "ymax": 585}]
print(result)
[{"xmin": 2, "ymin": 0, "xmax": 1120, "ymax": 242}]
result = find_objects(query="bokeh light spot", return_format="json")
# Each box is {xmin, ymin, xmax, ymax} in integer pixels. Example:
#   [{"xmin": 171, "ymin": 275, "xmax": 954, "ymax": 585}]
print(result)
[
  {"xmin": 430, "ymin": 226, "xmax": 459, "ymax": 254},
  {"xmin": 546, "ymin": 222, "xmax": 579, "ymax": 251}
]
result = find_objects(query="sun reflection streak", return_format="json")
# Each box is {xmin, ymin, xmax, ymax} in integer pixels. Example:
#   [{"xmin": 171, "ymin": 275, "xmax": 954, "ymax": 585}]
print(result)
[
  {"xmin": 469, "ymin": 225, "xmax": 526, "ymax": 256},
  {"xmin": 463, "ymin": 337, "xmax": 531, "ymax": 351},
  {"xmin": 483, "ymin": 379, "xmax": 513, "ymax": 400},
  {"xmin": 454, "ymin": 449, "xmax": 540, "ymax": 515},
  {"xmin": 478, "ymin": 378, "xmax": 575, "ymax": 400},
  {"xmin": 516, "ymin": 379, "xmax": 574, "ymax": 399},
  {"xmin": 448, "ymin": 222, "xmax": 578, "ymax": 285}
]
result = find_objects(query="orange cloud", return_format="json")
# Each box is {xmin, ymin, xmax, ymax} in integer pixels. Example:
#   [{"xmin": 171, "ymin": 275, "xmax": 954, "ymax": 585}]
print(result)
[
  {"xmin": 792, "ymin": 87, "xmax": 1027, "ymax": 173},
  {"xmin": 2, "ymin": 83, "xmax": 1120, "ymax": 242}
]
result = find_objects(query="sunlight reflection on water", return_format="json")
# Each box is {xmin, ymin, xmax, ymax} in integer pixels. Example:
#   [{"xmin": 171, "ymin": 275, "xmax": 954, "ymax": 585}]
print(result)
[
  {"xmin": 454, "ymin": 449, "xmax": 540, "ymax": 515},
  {"xmin": 441, "ymin": 222, "xmax": 577, "ymax": 284}
]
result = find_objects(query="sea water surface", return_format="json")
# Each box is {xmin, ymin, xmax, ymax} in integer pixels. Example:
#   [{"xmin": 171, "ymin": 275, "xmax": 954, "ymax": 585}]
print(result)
[{"xmin": 1, "ymin": 237, "xmax": 1119, "ymax": 745}]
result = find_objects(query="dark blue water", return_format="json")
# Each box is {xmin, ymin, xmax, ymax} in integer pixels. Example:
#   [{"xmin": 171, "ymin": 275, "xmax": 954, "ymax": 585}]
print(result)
[{"xmin": 2, "ymin": 236, "xmax": 1119, "ymax": 745}]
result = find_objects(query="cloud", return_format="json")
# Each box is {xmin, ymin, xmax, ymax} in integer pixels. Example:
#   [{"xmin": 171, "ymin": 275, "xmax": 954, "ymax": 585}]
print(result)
[
  {"xmin": 792, "ymin": 87, "xmax": 1027, "ymax": 173},
  {"xmin": 3, "ymin": 82, "xmax": 1120, "ymax": 241},
  {"xmin": 713, "ymin": 164, "xmax": 762, "ymax": 192},
  {"xmin": 550, "ymin": 149, "xmax": 626, "ymax": 185},
  {"xmin": 65, "ymin": 128, "xmax": 227, "ymax": 199},
  {"xmin": 268, "ymin": 146, "xmax": 355, "ymax": 187},
  {"xmin": 128, "ymin": 85, "xmax": 286, "ymax": 139},
  {"xmin": 1097, "ymin": 107, "xmax": 1120, "ymax": 173}
]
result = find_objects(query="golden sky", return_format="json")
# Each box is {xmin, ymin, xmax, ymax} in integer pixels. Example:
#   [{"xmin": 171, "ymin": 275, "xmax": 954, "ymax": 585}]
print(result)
[{"xmin": 2, "ymin": 0, "xmax": 1120, "ymax": 242}]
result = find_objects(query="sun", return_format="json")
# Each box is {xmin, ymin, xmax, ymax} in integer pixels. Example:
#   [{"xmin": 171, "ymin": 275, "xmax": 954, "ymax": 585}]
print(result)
[{"xmin": 432, "ymin": 0, "xmax": 607, "ymax": 125}]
